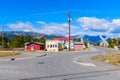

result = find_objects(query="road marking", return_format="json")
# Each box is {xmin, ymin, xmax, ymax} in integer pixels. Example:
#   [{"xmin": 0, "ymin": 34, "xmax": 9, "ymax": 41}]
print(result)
[
  {"xmin": 74, "ymin": 60, "xmax": 96, "ymax": 67},
  {"xmin": 77, "ymin": 62, "xmax": 96, "ymax": 67}
]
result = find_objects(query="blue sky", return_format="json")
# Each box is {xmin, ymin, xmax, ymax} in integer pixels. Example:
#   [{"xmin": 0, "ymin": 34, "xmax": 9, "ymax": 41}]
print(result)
[{"xmin": 1, "ymin": 0, "xmax": 120, "ymax": 37}]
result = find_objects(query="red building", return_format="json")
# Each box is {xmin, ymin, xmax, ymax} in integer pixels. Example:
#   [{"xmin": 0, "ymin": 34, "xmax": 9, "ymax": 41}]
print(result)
[
  {"xmin": 74, "ymin": 42, "xmax": 83, "ymax": 51},
  {"xmin": 25, "ymin": 42, "xmax": 45, "ymax": 51}
]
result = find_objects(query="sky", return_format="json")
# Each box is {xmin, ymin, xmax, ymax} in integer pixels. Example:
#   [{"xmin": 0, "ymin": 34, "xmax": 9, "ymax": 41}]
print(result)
[{"xmin": 1, "ymin": 0, "xmax": 120, "ymax": 37}]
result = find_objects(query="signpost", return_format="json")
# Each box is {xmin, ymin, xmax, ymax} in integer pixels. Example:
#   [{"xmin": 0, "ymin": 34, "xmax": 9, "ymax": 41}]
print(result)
[{"xmin": 100, "ymin": 35, "xmax": 108, "ymax": 60}]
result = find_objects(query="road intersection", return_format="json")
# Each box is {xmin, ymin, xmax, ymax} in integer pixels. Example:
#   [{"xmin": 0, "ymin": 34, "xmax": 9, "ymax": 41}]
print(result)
[{"xmin": 0, "ymin": 46, "xmax": 119, "ymax": 80}]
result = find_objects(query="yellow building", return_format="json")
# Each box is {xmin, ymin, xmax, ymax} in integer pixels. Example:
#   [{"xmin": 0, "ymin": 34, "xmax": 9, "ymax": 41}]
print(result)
[{"xmin": 45, "ymin": 40, "xmax": 61, "ymax": 51}]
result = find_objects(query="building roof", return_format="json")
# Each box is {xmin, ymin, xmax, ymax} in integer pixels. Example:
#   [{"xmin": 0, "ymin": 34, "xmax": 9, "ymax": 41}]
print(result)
[
  {"xmin": 74, "ymin": 42, "xmax": 83, "ymax": 45},
  {"xmin": 53, "ymin": 37, "xmax": 74, "ymax": 40},
  {"xmin": 25, "ymin": 42, "xmax": 44, "ymax": 45}
]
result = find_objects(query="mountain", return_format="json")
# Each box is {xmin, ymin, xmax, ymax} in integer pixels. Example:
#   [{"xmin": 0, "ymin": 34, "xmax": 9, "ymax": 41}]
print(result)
[
  {"xmin": 73, "ymin": 35, "xmax": 105, "ymax": 43},
  {"xmin": 0, "ymin": 31, "xmax": 103, "ymax": 43},
  {"xmin": 83, "ymin": 35, "xmax": 101, "ymax": 43},
  {"xmin": 0, "ymin": 31, "xmax": 63, "ymax": 40}
]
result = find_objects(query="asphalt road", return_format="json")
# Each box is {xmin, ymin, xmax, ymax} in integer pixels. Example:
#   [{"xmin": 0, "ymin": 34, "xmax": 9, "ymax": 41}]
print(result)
[{"xmin": 0, "ymin": 47, "xmax": 120, "ymax": 80}]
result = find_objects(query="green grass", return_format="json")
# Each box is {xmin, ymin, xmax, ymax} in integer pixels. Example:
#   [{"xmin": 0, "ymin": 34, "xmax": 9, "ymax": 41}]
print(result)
[
  {"xmin": 0, "ymin": 51, "xmax": 21, "ymax": 57},
  {"xmin": 92, "ymin": 53, "xmax": 120, "ymax": 65}
]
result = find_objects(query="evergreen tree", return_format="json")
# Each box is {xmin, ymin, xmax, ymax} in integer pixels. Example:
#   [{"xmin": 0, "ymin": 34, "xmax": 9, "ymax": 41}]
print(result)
[
  {"xmin": 9, "ymin": 36, "xmax": 45, "ymax": 48},
  {"xmin": 75, "ymin": 38, "xmax": 81, "ymax": 42},
  {"xmin": 9, "ymin": 36, "xmax": 33, "ymax": 48},
  {"xmin": 108, "ymin": 38, "xmax": 118, "ymax": 48},
  {"xmin": 0, "ymin": 36, "xmax": 8, "ymax": 48}
]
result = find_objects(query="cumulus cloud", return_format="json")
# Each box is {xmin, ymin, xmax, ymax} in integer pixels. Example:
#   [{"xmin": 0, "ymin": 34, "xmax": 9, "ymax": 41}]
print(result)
[
  {"xmin": 110, "ymin": 19, "xmax": 120, "ymax": 33},
  {"xmin": 77, "ymin": 17, "xmax": 120, "ymax": 34},
  {"xmin": 7, "ymin": 17, "xmax": 120, "ymax": 38},
  {"xmin": 7, "ymin": 22, "xmax": 36, "ymax": 32},
  {"xmin": 38, "ymin": 22, "xmax": 79, "ymax": 36},
  {"xmin": 77, "ymin": 17, "xmax": 110, "ymax": 32},
  {"xmin": 7, "ymin": 21, "xmax": 79, "ymax": 36}
]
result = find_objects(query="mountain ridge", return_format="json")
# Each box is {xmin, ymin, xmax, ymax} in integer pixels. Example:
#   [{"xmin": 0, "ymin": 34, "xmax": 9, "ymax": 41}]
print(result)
[{"xmin": 0, "ymin": 31, "xmax": 101, "ymax": 43}]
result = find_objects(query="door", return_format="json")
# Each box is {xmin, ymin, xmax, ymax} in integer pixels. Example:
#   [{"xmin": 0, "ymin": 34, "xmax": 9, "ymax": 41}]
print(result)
[{"xmin": 31, "ymin": 44, "xmax": 34, "ymax": 50}]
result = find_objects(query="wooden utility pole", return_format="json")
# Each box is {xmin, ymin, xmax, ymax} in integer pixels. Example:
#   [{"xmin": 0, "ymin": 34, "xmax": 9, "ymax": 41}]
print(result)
[
  {"xmin": 68, "ymin": 11, "xmax": 71, "ymax": 51},
  {"xmin": 2, "ymin": 26, "xmax": 4, "ymax": 49}
]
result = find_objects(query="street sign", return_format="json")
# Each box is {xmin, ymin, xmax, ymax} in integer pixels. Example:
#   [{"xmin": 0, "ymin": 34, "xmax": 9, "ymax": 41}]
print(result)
[
  {"xmin": 100, "ymin": 36, "xmax": 108, "ymax": 47},
  {"xmin": 99, "ymin": 35, "xmax": 109, "ymax": 60}
]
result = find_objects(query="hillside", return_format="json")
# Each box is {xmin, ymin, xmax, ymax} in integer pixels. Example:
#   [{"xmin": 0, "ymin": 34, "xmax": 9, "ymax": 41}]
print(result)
[{"xmin": 0, "ymin": 31, "xmax": 102, "ymax": 43}]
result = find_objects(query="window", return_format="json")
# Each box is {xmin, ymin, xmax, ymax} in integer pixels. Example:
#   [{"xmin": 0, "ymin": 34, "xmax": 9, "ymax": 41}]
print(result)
[
  {"xmin": 55, "ymin": 45, "xmax": 57, "ymax": 47},
  {"xmin": 50, "ymin": 45, "xmax": 52, "ymax": 48},
  {"xmin": 53, "ymin": 45, "xmax": 55, "ymax": 48}
]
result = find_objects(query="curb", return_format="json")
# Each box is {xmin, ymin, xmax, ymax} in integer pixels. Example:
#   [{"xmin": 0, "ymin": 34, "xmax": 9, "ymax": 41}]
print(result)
[
  {"xmin": 74, "ymin": 55, "xmax": 97, "ymax": 67},
  {"xmin": 0, "ymin": 54, "xmax": 47, "ymax": 62}
]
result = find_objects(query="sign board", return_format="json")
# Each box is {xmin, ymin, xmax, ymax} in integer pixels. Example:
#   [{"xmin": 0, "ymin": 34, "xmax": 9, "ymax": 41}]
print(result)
[{"xmin": 100, "ymin": 36, "xmax": 108, "ymax": 47}]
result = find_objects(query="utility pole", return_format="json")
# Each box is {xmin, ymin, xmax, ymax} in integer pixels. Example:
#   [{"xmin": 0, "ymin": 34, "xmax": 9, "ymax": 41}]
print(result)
[
  {"xmin": 2, "ymin": 26, "xmax": 4, "ymax": 50},
  {"xmin": 68, "ymin": 11, "xmax": 71, "ymax": 51}
]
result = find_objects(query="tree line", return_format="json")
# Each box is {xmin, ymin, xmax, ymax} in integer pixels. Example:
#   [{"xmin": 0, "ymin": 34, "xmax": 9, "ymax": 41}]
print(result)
[
  {"xmin": 0, "ymin": 36, "xmax": 45, "ymax": 48},
  {"xmin": 94, "ymin": 38, "xmax": 120, "ymax": 48},
  {"xmin": 75, "ymin": 37, "xmax": 120, "ymax": 48},
  {"xmin": 108, "ymin": 38, "xmax": 119, "ymax": 48},
  {"xmin": 0, "ymin": 36, "xmax": 119, "ymax": 49}
]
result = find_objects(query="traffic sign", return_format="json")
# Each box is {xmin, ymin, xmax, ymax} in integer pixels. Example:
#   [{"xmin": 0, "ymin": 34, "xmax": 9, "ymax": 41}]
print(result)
[{"xmin": 100, "ymin": 36, "xmax": 108, "ymax": 47}]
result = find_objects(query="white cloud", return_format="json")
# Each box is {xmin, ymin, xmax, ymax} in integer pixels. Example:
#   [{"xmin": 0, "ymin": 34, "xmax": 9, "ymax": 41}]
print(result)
[
  {"xmin": 38, "ymin": 22, "xmax": 79, "ymax": 36},
  {"xmin": 7, "ymin": 21, "xmax": 79, "ymax": 36},
  {"xmin": 110, "ymin": 19, "xmax": 120, "ymax": 33},
  {"xmin": 7, "ymin": 17, "xmax": 120, "ymax": 38},
  {"xmin": 77, "ymin": 17, "xmax": 110, "ymax": 32},
  {"xmin": 7, "ymin": 22, "xmax": 35, "ymax": 32},
  {"xmin": 77, "ymin": 17, "xmax": 120, "ymax": 37}
]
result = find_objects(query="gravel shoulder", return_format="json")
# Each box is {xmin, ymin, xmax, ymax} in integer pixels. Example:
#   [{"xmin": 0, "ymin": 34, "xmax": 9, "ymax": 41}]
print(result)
[
  {"xmin": 0, "ymin": 52, "xmax": 47, "ymax": 61},
  {"xmin": 75, "ymin": 54, "xmax": 120, "ymax": 70}
]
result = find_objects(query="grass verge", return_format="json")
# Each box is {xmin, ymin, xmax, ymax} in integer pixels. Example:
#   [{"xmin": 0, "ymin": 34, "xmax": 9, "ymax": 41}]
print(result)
[
  {"xmin": 92, "ymin": 53, "xmax": 120, "ymax": 65},
  {"xmin": 0, "ymin": 51, "xmax": 21, "ymax": 57}
]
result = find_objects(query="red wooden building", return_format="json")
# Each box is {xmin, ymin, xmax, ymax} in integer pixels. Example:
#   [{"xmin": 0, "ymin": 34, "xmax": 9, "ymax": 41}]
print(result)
[{"xmin": 25, "ymin": 42, "xmax": 45, "ymax": 51}]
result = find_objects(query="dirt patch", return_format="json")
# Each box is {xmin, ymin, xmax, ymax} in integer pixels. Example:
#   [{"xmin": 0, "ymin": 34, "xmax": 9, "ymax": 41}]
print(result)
[{"xmin": 0, "ymin": 51, "xmax": 21, "ymax": 57}]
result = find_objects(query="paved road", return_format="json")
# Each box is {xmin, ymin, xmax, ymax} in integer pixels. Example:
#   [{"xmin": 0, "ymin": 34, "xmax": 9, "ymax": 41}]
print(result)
[{"xmin": 0, "ymin": 47, "xmax": 119, "ymax": 80}]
